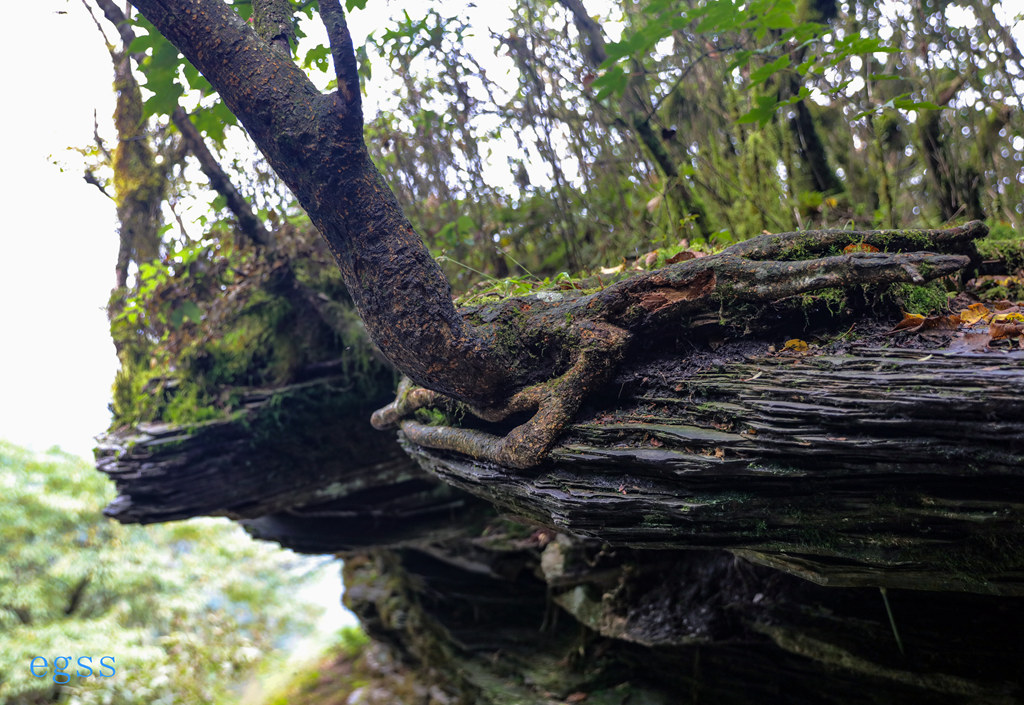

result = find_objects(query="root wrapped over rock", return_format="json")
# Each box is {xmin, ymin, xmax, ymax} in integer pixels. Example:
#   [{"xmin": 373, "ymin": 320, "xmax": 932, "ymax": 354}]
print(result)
[{"xmin": 373, "ymin": 221, "xmax": 987, "ymax": 469}]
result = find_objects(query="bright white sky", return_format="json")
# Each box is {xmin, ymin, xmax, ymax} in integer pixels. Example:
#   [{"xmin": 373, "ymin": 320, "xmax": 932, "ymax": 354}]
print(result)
[{"xmin": 1, "ymin": 2, "xmax": 120, "ymax": 458}]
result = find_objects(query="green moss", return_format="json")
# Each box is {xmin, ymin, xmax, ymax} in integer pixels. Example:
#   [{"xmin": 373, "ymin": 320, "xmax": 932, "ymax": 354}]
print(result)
[
  {"xmin": 109, "ymin": 225, "xmax": 391, "ymax": 430},
  {"xmin": 886, "ymin": 282, "xmax": 950, "ymax": 314},
  {"xmin": 163, "ymin": 385, "xmax": 218, "ymax": 425},
  {"xmin": 801, "ymin": 286, "xmax": 848, "ymax": 315},
  {"xmin": 414, "ymin": 406, "xmax": 450, "ymax": 426},
  {"xmin": 977, "ymin": 230, "xmax": 1024, "ymax": 273}
]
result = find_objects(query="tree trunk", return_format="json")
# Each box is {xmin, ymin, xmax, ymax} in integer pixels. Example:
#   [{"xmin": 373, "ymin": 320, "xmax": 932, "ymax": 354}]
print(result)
[{"xmin": 128, "ymin": 0, "xmax": 513, "ymax": 405}]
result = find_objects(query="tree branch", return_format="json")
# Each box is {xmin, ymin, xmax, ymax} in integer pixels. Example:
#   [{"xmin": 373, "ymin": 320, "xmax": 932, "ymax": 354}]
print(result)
[
  {"xmin": 170, "ymin": 107, "xmax": 272, "ymax": 246},
  {"xmin": 559, "ymin": 0, "xmax": 712, "ymax": 237},
  {"xmin": 63, "ymin": 575, "xmax": 91, "ymax": 617},
  {"xmin": 129, "ymin": 0, "xmax": 511, "ymax": 405},
  {"xmin": 318, "ymin": 0, "xmax": 362, "ymax": 117},
  {"xmin": 90, "ymin": 0, "xmax": 270, "ymax": 246}
]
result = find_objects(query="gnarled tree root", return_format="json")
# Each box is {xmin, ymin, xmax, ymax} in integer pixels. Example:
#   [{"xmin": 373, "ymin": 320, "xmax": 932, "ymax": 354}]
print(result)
[
  {"xmin": 373, "ymin": 221, "xmax": 988, "ymax": 468},
  {"xmin": 374, "ymin": 321, "xmax": 631, "ymax": 469}
]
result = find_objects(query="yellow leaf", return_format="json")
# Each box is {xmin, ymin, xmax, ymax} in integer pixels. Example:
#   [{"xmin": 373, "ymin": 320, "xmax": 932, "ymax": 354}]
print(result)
[
  {"xmin": 784, "ymin": 339, "xmax": 809, "ymax": 351},
  {"xmin": 960, "ymin": 303, "xmax": 990, "ymax": 325},
  {"xmin": 993, "ymin": 312, "xmax": 1024, "ymax": 324}
]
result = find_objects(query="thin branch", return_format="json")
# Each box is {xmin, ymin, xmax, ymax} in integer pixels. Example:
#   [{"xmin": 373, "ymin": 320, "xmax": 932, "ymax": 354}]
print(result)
[
  {"xmin": 171, "ymin": 107, "xmax": 272, "ymax": 246},
  {"xmin": 83, "ymin": 169, "xmax": 114, "ymax": 199},
  {"xmin": 64, "ymin": 575, "xmax": 92, "ymax": 617},
  {"xmin": 93, "ymin": 109, "xmax": 111, "ymax": 162},
  {"xmin": 79, "ymin": 0, "xmax": 115, "ymax": 52},
  {"xmin": 558, "ymin": 0, "xmax": 608, "ymax": 65},
  {"xmin": 318, "ymin": 0, "xmax": 362, "ymax": 117}
]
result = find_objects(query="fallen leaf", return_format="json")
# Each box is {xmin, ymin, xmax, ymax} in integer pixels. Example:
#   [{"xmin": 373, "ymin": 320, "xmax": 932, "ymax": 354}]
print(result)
[
  {"xmin": 665, "ymin": 250, "xmax": 696, "ymax": 264},
  {"xmin": 960, "ymin": 303, "xmax": 991, "ymax": 325},
  {"xmin": 990, "ymin": 319, "xmax": 1024, "ymax": 340},
  {"xmin": 743, "ymin": 371, "xmax": 763, "ymax": 381},
  {"xmin": 949, "ymin": 332, "xmax": 993, "ymax": 353},
  {"xmin": 844, "ymin": 242, "xmax": 880, "ymax": 253},
  {"xmin": 890, "ymin": 312, "xmax": 959, "ymax": 333},
  {"xmin": 566, "ymin": 693, "xmax": 588, "ymax": 703},
  {"xmin": 890, "ymin": 313, "xmax": 925, "ymax": 331},
  {"xmin": 993, "ymin": 312, "xmax": 1024, "ymax": 324}
]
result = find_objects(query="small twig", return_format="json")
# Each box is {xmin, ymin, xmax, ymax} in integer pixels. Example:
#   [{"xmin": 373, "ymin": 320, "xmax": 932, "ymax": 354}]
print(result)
[
  {"xmin": 83, "ymin": 170, "xmax": 114, "ymax": 199},
  {"xmin": 93, "ymin": 109, "xmax": 111, "ymax": 162},
  {"xmin": 879, "ymin": 587, "xmax": 906, "ymax": 657},
  {"xmin": 498, "ymin": 248, "xmax": 537, "ymax": 279}
]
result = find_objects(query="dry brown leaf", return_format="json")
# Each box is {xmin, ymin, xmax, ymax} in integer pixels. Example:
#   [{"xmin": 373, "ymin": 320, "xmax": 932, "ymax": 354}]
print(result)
[
  {"xmin": 990, "ymin": 320, "xmax": 1024, "ymax": 340},
  {"xmin": 565, "ymin": 693, "xmax": 588, "ymax": 703},
  {"xmin": 890, "ymin": 312, "xmax": 959, "ymax": 333},
  {"xmin": 949, "ymin": 332, "xmax": 994, "ymax": 353},
  {"xmin": 665, "ymin": 250, "xmax": 696, "ymax": 264},
  {"xmin": 891, "ymin": 313, "xmax": 926, "ymax": 331}
]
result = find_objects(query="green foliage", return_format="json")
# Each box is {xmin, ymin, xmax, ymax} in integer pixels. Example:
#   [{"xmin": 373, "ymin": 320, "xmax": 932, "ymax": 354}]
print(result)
[
  {"xmin": 112, "ymin": 0, "xmax": 1023, "ymax": 308},
  {"xmin": 0, "ymin": 442, "xmax": 319, "ymax": 705},
  {"xmin": 593, "ymin": 0, "xmax": 933, "ymax": 128},
  {"xmin": 333, "ymin": 625, "xmax": 370, "ymax": 658}
]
